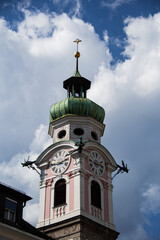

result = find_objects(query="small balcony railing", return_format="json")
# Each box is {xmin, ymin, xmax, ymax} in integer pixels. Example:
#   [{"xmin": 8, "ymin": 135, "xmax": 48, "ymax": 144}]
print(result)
[
  {"xmin": 53, "ymin": 204, "xmax": 66, "ymax": 218},
  {"xmin": 91, "ymin": 205, "xmax": 102, "ymax": 220}
]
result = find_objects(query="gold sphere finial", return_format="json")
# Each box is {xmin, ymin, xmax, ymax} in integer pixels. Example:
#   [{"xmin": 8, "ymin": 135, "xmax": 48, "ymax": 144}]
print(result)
[{"xmin": 74, "ymin": 51, "xmax": 80, "ymax": 58}]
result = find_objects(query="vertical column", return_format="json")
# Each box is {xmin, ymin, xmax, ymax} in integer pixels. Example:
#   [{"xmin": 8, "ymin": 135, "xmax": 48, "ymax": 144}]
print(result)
[
  {"xmin": 80, "ymin": 172, "xmax": 85, "ymax": 210},
  {"xmin": 108, "ymin": 183, "xmax": 114, "ymax": 224},
  {"xmin": 74, "ymin": 171, "xmax": 80, "ymax": 210},
  {"xmin": 50, "ymin": 179, "xmax": 54, "ymax": 220},
  {"xmin": 69, "ymin": 174, "xmax": 74, "ymax": 212},
  {"xmin": 67, "ymin": 86, "xmax": 70, "ymax": 98},
  {"xmin": 85, "ymin": 174, "xmax": 90, "ymax": 213},
  {"xmin": 103, "ymin": 182, "xmax": 109, "ymax": 222},
  {"xmin": 80, "ymin": 85, "xmax": 83, "ymax": 98},
  {"xmin": 72, "ymin": 84, "xmax": 75, "ymax": 97},
  {"xmin": 66, "ymin": 177, "xmax": 69, "ymax": 214}
]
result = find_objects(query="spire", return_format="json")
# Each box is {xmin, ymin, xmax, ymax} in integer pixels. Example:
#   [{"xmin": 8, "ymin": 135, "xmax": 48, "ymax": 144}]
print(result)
[
  {"xmin": 73, "ymin": 39, "xmax": 82, "ymax": 77},
  {"xmin": 63, "ymin": 39, "xmax": 91, "ymax": 98}
]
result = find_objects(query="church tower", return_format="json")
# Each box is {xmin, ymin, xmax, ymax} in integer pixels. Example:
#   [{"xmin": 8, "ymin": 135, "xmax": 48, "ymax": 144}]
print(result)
[{"xmin": 35, "ymin": 40, "xmax": 119, "ymax": 240}]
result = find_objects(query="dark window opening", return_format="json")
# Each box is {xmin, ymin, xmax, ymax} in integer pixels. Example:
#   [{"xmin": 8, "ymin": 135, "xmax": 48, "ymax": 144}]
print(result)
[
  {"xmin": 91, "ymin": 131, "xmax": 98, "ymax": 141},
  {"xmin": 4, "ymin": 198, "xmax": 17, "ymax": 222},
  {"xmin": 58, "ymin": 130, "xmax": 66, "ymax": 139},
  {"xmin": 74, "ymin": 128, "xmax": 84, "ymax": 136},
  {"xmin": 91, "ymin": 181, "xmax": 101, "ymax": 209},
  {"xmin": 54, "ymin": 179, "xmax": 66, "ymax": 207}
]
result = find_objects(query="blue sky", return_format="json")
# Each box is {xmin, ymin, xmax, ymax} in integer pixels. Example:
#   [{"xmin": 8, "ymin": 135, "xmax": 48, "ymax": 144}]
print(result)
[{"xmin": 0, "ymin": 0, "xmax": 160, "ymax": 239}]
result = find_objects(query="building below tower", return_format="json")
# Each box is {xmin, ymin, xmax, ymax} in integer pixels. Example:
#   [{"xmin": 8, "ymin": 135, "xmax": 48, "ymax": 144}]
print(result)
[{"xmin": 0, "ymin": 182, "xmax": 54, "ymax": 240}]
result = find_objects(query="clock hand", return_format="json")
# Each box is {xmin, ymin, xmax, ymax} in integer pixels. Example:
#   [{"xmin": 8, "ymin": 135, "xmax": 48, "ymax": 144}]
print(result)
[
  {"xmin": 89, "ymin": 159, "xmax": 103, "ymax": 166},
  {"xmin": 51, "ymin": 156, "xmax": 68, "ymax": 165}
]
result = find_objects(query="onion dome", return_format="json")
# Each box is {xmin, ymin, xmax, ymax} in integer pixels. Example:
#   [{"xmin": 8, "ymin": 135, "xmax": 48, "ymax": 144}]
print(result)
[
  {"xmin": 50, "ymin": 97, "xmax": 105, "ymax": 123},
  {"xmin": 49, "ymin": 39, "xmax": 105, "ymax": 124}
]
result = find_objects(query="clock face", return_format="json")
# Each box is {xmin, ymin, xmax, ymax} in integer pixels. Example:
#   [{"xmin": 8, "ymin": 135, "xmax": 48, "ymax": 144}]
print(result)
[
  {"xmin": 50, "ymin": 150, "xmax": 70, "ymax": 175},
  {"xmin": 88, "ymin": 151, "xmax": 105, "ymax": 176}
]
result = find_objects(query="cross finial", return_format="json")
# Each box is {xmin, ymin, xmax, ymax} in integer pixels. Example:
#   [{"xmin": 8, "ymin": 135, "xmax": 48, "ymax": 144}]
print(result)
[
  {"xmin": 73, "ymin": 38, "xmax": 82, "ymax": 52},
  {"xmin": 73, "ymin": 39, "xmax": 82, "ymax": 74}
]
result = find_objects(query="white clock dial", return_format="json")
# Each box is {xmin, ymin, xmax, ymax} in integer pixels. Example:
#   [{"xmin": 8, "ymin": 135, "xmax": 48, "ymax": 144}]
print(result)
[
  {"xmin": 88, "ymin": 151, "xmax": 105, "ymax": 176},
  {"xmin": 51, "ymin": 150, "xmax": 70, "ymax": 175}
]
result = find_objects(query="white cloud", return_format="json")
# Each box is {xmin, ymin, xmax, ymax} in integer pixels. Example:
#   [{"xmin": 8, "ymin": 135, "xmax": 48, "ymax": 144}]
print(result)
[
  {"xmin": 103, "ymin": 30, "xmax": 109, "ymax": 44},
  {"xmin": 0, "ymin": 123, "xmax": 52, "ymax": 225},
  {"xmin": 18, "ymin": 10, "xmax": 54, "ymax": 39},
  {"xmin": 102, "ymin": 0, "xmax": 135, "ymax": 10},
  {"xmin": 89, "ymin": 13, "xmax": 160, "ymax": 111},
  {"xmin": 24, "ymin": 202, "xmax": 39, "ymax": 226},
  {"xmin": 30, "ymin": 124, "xmax": 52, "ymax": 152},
  {"xmin": 0, "ymin": 152, "xmax": 38, "ymax": 187},
  {"xmin": 0, "ymin": 124, "xmax": 51, "ymax": 203},
  {"xmin": 73, "ymin": 0, "xmax": 82, "ymax": 18},
  {"xmin": 119, "ymin": 224, "xmax": 150, "ymax": 240},
  {"xmin": 17, "ymin": 0, "xmax": 31, "ymax": 12},
  {"xmin": 52, "ymin": 0, "xmax": 82, "ymax": 18},
  {"xmin": 141, "ymin": 184, "xmax": 160, "ymax": 215},
  {"xmin": 0, "ymin": 11, "xmax": 111, "ymax": 166},
  {"xmin": 89, "ymin": 63, "xmax": 123, "ymax": 111},
  {"xmin": 123, "ymin": 14, "xmax": 160, "ymax": 96}
]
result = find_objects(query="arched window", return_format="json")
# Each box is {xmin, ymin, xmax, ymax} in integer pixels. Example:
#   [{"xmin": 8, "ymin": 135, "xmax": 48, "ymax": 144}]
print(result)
[
  {"xmin": 54, "ymin": 179, "xmax": 66, "ymax": 207},
  {"xmin": 91, "ymin": 180, "xmax": 101, "ymax": 209}
]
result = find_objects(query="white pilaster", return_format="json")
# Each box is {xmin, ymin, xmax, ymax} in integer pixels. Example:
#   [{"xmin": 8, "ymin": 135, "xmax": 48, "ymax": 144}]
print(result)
[
  {"xmin": 50, "ymin": 179, "xmax": 54, "ymax": 219},
  {"xmin": 37, "ymin": 180, "xmax": 46, "ymax": 224},
  {"xmin": 108, "ymin": 182, "xmax": 114, "ymax": 224}
]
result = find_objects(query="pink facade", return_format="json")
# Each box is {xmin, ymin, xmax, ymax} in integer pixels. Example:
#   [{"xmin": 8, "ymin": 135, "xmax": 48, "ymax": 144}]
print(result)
[
  {"xmin": 40, "ymin": 145, "xmax": 112, "ymax": 226},
  {"xmin": 68, "ymin": 156, "xmax": 74, "ymax": 171}
]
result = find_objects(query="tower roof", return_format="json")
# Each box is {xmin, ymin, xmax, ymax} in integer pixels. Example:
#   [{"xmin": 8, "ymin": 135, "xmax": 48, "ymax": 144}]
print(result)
[
  {"xmin": 49, "ymin": 39, "xmax": 105, "ymax": 124},
  {"xmin": 50, "ymin": 97, "xmax": 105, "ymax": 123}
]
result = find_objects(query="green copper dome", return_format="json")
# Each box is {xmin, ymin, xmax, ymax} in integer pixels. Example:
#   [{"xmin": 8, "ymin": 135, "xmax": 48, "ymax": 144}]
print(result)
[{"xmin": 50, "ymin": 97, "xmax": 105, "ymax": 123}]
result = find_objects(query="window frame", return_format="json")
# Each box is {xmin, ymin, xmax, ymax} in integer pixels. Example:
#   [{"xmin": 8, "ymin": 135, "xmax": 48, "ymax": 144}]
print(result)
[{"xmin": 4, "ymin": 198, "xmax": 17, "ymax": 222}]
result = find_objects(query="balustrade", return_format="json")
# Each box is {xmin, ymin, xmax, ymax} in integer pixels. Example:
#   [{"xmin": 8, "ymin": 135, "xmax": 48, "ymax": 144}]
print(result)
[
  {"xmin": 91, "ymin": 205, "xmax": 102, "ymax": 220},
  {"xmin": 53, "ymin": 205, "xmax": 66, "ymax": 218}
]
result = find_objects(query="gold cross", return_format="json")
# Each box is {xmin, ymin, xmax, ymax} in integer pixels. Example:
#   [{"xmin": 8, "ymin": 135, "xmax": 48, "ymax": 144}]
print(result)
[{"xmin": 73, "ymin": 38, "xmax": 82, "ymax": 51}]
